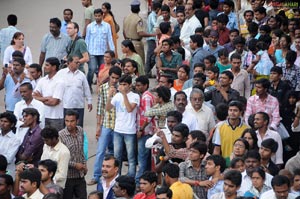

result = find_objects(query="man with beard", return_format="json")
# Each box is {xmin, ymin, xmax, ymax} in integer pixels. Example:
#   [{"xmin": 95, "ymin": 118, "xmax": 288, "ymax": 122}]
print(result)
[
  {"xmin": 204, "ymin": 30, "xmax": 224, "ymax": 59},
  {"xmin": 229, "ymin": 36, "xmax": 247, "ymax": 66},
  {"xmin": 172, "ymin": 9, "xmax": 185, "ymax": 38},
  {"xmin": 39, "ymin": 18, "xmax": 70, "ymax": 66}
]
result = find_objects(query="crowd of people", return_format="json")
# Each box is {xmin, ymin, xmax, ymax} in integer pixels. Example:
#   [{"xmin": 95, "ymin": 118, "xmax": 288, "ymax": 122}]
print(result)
[{"xmin": 0, "ymin": 0, "xmax": 300, "ymax": 198}]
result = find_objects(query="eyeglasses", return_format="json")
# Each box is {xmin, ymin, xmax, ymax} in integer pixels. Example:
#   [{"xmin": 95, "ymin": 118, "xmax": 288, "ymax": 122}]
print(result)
[{"xmin": 234, "ymin": 143, "xmax": 245, "ymax": 148}]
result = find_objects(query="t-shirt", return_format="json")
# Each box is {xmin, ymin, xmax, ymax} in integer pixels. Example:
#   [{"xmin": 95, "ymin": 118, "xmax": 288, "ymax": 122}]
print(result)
[{"xmin": 111, "ymin": 92, "xmax": 140, "ymax": 134}]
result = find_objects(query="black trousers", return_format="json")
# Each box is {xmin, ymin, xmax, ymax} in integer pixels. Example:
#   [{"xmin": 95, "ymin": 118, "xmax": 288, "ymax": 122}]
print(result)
[{"xmin": 63, "ymin": 178, "xmax": 87, "ymax": 199}]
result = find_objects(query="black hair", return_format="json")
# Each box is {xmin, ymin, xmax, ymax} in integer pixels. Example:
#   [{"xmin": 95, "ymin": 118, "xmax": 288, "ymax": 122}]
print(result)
[
  {"xmin": 19, "ymin": 168, "xmax": 42, "ymax": 188},
  {"xmin": 0, "ymin": 111, "xmax": 17, "ymax": 131},
  {"xmin": 156, "ymin": 186, "xmax": 173, "ymax": 198},
  {"xmin": 221, "ymin": 70, "xmax": 234, "ymax": 80},
  {"xmin": 260, "ymin": 24, "xmax": 271, "ymax": 34},
  {"xmin": 270, "ymin": 66, "xmax": 283, "ymax": 75},
  {"xmin": 65, "ymin": 109, "xmax": 79, "ymax": 120},
  {"xmin": 261, "ymin": 138, "xmax": 278, "ymax": 153},
  {"xmin": 29, "ymin": 63, "xmax": 42, "ymax": 73},
  {"xmin": 256, "ymin": 111, "xmax": 270, "ymax": 126},
  {"xmin": 190, "ymin": 141, "xmax": 208, "ymax": 155},
  {"xmin": 223, "ymin": 0, "xmax": 234, "ymax": 9},
  {"xmin": 204, "ymin": 55, "xmax": 217, "ymax": 64},
  {"xmin": 257, "ymin": 35, "xmax": 271, "ymax": 47},
  {"xmin": 7, "ymin": 14, "xmax": 17, "ymax": 26},
  {"xmin": 230, "ymin": 157, "xmax": 245, "ymax": 168},
  {"xmin": 230, "ymin": 53, "xmax": 242, "ymax": 61},
  {"xmin": 119, "ymin": 74, "xmax": 132, "ymax": 85},
  {"xmin": 152, "ymin": 1, "xmax": 162, "ymax": 10},
  {"xmin": 121, "ymin": 40, "xmax": 137, "ymax": 53},
  {"xmin": 88, "ymin": 191, "xmax": 103, "ymax": 199},
  {"xmin": 224, "ymin": 170, "xmax": 242, "ymax": 187},
  {"xmin": 172, "ymin": 123, "xmax": 189, "ymax": 138},
  {"xmin": 162, "ymin": 38, "xmax": 174, "ymax": 46},
  {"xmin": 63, "ymin": 8, "xmax": 73, "ymax": 16},
  {"xmin": 41, "ymin": 127, "xmax": 59, "ymax": 139},
  {"xmin": 109, "ymin": 65, "xmax": 122, "ymax": 76},
  {"xmin": 38, "ymin": 159, "xmax": 57, "ymax": 179},
  {"xmin": 22, "ymin": 108, "xmax": 40, "ymax": 124},
  {"xmin": 241, "ymin": 128, "xmax": 258, "ymax": 150},
  {"xmin": 286, "ymin": 50, "xmax": 297, "ymax": 63},
  {"xmin": 131, "ymin": 5, "xmax": 140, "ymax": 13},
  {"xmin": 215, "ymin": 103, "xmax": 229, "ymax": 121},
  {"xmin": 162, "ymin": 163, "xmax": 179, "ymax": 178},
  {"xmin": 190, "ymin": 34, "xmax": 204, "ymax": 47},
  {"xmin": 45, "ymin": 57, "xmax": 60, "ymax": 71},
  {"xmin": 250, "ymin": 167, "xmax": 266, "ymax": 180},
  {"xmin": 13, "ymin": 57, "xmax": 26, "ymax": 67},
  {"xmin": 248, "ymin": 22, "xmax": 259, "ymax": 34},
  {"xmin": 195, "ymin": 27, "xmax": 204, "ymax": 34},
  {"xmin": 155, "ymin": 86, "xmax": 171, "ymax": 102},
  {"xmin": 256, "ymin": 40, "xmax": 269, "ymax": 51},
  {"xmin": 12, "ymin": 50, "xmax": 24, "ymax": 58},
  {"xmin": 234, "ymin": 138, "xmax": 250, "ymax": 151},
  {"xmin": 255, "ymin": 78, "xmax": 270, "ymax": 89},
  {"xmin": 178, "ymin": 64, "xmax": 190, "ymax": 76},
  {"xmin": 189, "ymin": 130, "xmax": 207, "ymax": 142},
  {"xmin": 174, "ymin": 91, "xmax": 187, "ymax": 101},
  {"xmin": 123, "ymin": 58, "xmax": 138, "ymax": 74},
  {"xmin": 160, "ymin": 73, "xmax": 174, "ymax": 87},
  {"xmin": 193, "ymin": 72, "xmax": 206, "ymax": 82},
  {"xmin": 167, "ymin": 111, "xmax": 183, "ymax": 123},
  {"xmin": 209, "ymin": 0, "xmax": 219, "ymax": 9},
  {"xmin": 0, "ymin": 155, "xmax": 8, "ymax": 171},
  {"xmin": 161, "ymin": 4, "xmax": 170, "ymax": 12},
  {"xmin": 254, "ymin": 6, "xmax": 267, "ymax": 15},
  {"xmin": 271, "ymin": 175, "xmax": 290, "ymax": 188},
  {"xmin": 177, "ymin": 47, "xmax": 185, "ymax": 60},
  {"xmin": 206, "ymin": 155, "xmax": 226, "ymax": 172},
  {"xmin": 280, "ymin": 34, "xmax": 292, "ymax": 47},
  {"xmin": 0, "ymin": 174, "xmax": 13, "ymax": 187},
  {"xmin": 216, "ymin": 14, "xmax": 229, "ymax": 25},
  {"xmin": 159, "ymin": 22, "xmax": 171, "ymax": 34},
  {"xmin": 170, "ymin": 36, "xmax": 180, "ymax": 44},
  {"xmin": 272, "ymin": 29, "xmax": 284, "ymax": 38},
  {"xmin": 244, "ymin": 10, "xmax": 254, "ymax": 17},
  {"xmin": 245, "ymin": 150, "xmax": 261, "ymax": 161},
  {"xmin": 50, "ymin": 18, "xmax": 61, "ymax": 28},
  {"xmin": 228, "ymin": 100, "xmax": 244, "ymax": 111},
  {"xmin": 218, "ymin": 48, "xmax": 229, "ymax": 58},
  {"xmin": 94, "ymin": 8, "xmax": 103, "ymax": 15},
  {"xmin": 233, "ymin": 36, "xmax": 246, "ymax": 46},
  {"xmin": 115, "ymin": 175, "xmax": 136, "ymax": 197},
  {"xmin": 102, "ymin": 2, "xmax": 118, "ymax": 27},
  {"xmin": 104, "ymin": 154, "xmax": 120, "ymax": 168},
  {"xmin": 104, "ymin": 50, "xmax": 115, "ymax": 58},
  {"xmin": 140, "ymin": 171, "xmax": 158, "ymax": 184},
  {"xmin": 136, "ymin": 75, "xmax": 150, "ymax": 89}
]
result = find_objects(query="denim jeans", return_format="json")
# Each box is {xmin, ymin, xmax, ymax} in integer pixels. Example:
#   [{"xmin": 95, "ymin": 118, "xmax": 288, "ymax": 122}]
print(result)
[
  {"xmin": 87, "ymin": 55, "xmax": 104, "ymax": 86},
  {"xmin": 64, "ymin": 108, "xmax": 84, "ymax": 127},
  {"xmin": 114, "ymin": 131, "xmax": 136, "ymax": 178},
  {"xmin": 136, "ymin": 134, "xmax": 151, "ymax": 184},
  {"xmin": 93, "ymin": 127, "xmax": 114, "ymax": 182}
]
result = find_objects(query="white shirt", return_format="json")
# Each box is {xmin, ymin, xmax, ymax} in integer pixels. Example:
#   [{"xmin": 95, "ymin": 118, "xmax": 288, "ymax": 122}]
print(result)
[
  {"xmin": 34, "ymin": 73, "xmax": 65, "ymax": 119},
  {"xmin": 14, "ymin": 98, "xmax": 45, "ymax": 128},
  {"xmin": 23, "ymin": 189, "xmax": 44, "ymax": 199},
  {"xmin": 180, "ymin": 15, "xmax": 202, "ymax": 48},
  {"xmin": 57, "ymin": 68, "xmax": 92, "ymax": 108},
  {"xmin": 0, "ymin": 130, "xmax": 21, "ymax": 178},
  {"xmin": 260, "ymin": 189, "xmax": 297, "ymax": 199},
  {"xmin": 145, "ymin": 128, "xmax": 172, "ymax": 149},
  {"xmin": 111, "ymin": 91, "xmax": 140, "ymax": 134},
  {"xmin": 239, "ymin": 170, "xmax": 273, "ymax": 196},
  {"xmin": 182, "ymin": 110, "xmax": 198, "ymax": 131},
  {"xmin": 3, "ymin": 45, "xmax": 32, "ymax": 65},
  {"xmin": 185, "ymin": 103, "xmax": 216, "ymax": 138},
  {"xmin": 101, "ymin": 175, "xmax": 118, "ymax": 199},
  {"xmin": 31, "ymin": 77, "xmax": 41, "ymax": 90},
  {"xmin": 256, "ymin": 129, "xmax": 283, "ymax": 165},
  {"xmin": 41, "ymin": 141, "xmax": 70, "ymax": 188}
]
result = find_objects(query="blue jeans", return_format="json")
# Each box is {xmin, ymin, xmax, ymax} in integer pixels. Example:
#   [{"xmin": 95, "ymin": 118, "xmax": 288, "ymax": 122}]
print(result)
[
  {"xmin": 136, "ymin": 134, "xmax": 151, "ymax": 184},
  {"xmin": 87, "ymin": 55, "xmax": 104, "ymax": 86},
  {"xmin": 114, "ymin": 131, "xmax": 136, "ymax": 178},
  {"xmin": 93, "ymin": 127, "xmax": 114, "ymax": 182}
]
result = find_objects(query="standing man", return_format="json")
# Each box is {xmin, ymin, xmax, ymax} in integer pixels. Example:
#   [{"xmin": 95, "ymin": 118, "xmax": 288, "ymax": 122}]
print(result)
[
  {"xmin": 66, "ymin": 22, "xmax": 89, "ymax": 73},
  {"xmin": 57, "ymin": 56, "xmax": 92, "ymax": 127},
  {"xmin": 33, "ymin": 57, "xmax": 65, "ymax": 131},
  {"xmin": 28, "ymin": 63, "xmax": 42, "ymax": 90},
  {"xmin": 106, "ymin": 75, "xmax": 140, "ymax": 178},
  {"xmin": 81, "ymin": 0, "xmax": 94, "ymax": 39},
  {"xmin": 39, "ymin": 18, "xmax": 70, "ymax": 66},
  {"xmin": 87, "ymin": 66, "xmax": 122, "ymax": 186},
  {"xmin": 85, "ymin": 8, "xmax": 115, "ymax": 88},
  {"xmin": 135, "ymin": 75, "xmax": 155, "ymax": 185},
  {"xmin": 123, "ymin": 0, "xmax": 156, "ymax": 64},
  {"xmin": 0, "ymin": 14, "xmax": 19, "ymax": 63},
  {"xmin": 59, "ymin": 110, "xmax": 87, "ymax": 199},
  {"xmin": 61, "ymin": 9, "xmax": 75, "ymax": 35},
  {"xmin": 0, "ymin": 57, "xmax": 31, "ymax": 112},
  {"xmin": 203, "ymin": 30, "xmax": 224, "ymax": 59}
]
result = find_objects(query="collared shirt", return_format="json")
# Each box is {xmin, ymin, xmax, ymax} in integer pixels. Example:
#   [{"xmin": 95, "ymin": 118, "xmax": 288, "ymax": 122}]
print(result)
[
  {"xmin": 0, "ymin": 130, "xmax": 21, "ymax": 177},
  {"xmin": 16, "ymin": 125, "xmax": 43, "ymax": 166},
  {"xmin": 170, "ymin": 181, "xmax": 193, "ymax": 199},
  {"xmin": 23, "ymin": 189, "xmax": 44, "ymax": 199},
  {"xmin": 204, "ymin": 87, "xmax": 240, "ymax": 107},
  {"xmin": 34, "ymin": 73, "xmax": 65, "ymax": 119},
  {"xmin": 134, "ymin": 192, "xmax": 156, "ymax": 199},
  {"xmin": 218, "ymin": 28, "xmax": 230, "ymax": 46},
  {"xmin": 244, "ymin": 94, "xmax": 280, "ymax": 130},
  {"xmin": 159, "ymin": 51, "xmax": 182, "ymax": 79},
  {"xmin": 211, "ymin": 192, "xmax": 226, "ymax": 199},
  {"xmin": 208, "ymin": 177, "xmax": 224, "ymax": 199},
  {"xmin": 57, "ymin": 67, "xmax": 92, "ymax": 108},
  {"xmin": 277, "ymin": 63, "xmax": 300, "ymax": 91},
  {"xmin": 85, "ymin": 21, "xmax": 115, "ymax": 55},
  {"xmin": 41, "ymin": 141, "xmax": 70, "ymax": 188},
  {"xmin": 137, "ymin": 90, "xmax": 155, "ymax": 135},
  {"xmin": 97, "ymin": 82, "xmax": 116, "ymax": 129},
  {"xmin": 256, "ymin": 129, "xmax": 283, "ymax": 165},
  {"xmin": 40, "ymin": 32, "xmax": 71, "ymax": 61},
  {"xmin": 204, "ymin": 44, "xmax": 224, "ymax": 59},
  {"xmin": 182, "ymin": 110, "xmax": 198, "ymax": 131},
  {"xmin": 180, "ymin": 15, "xmax": 202, "ymax": 48},
  {"xmin": 59, "ymin": 126, "xmax": 86, "ymax": 179},
  {"xmin": 190, "ymin": 47, "xmax": 211, "ymax": 77},
  {"xmin": 285, "ymin": 152, "xmax": 300, "ymax": 174},
  {"xmin": 144, "ymin": 101, "xmax": 175, "ymax": 129},
  {"xmin": 31, "ymin": 77, "xmax": 41, "ymax": 90},
  {"xmin": 147, "ymin": 11, "xmax": 157, "ymax": 41},
  {"xmin": 260, "ymin": 189, "xmax": 297, "ymax": 199},
  {"xmin": 229, "ymin": 68, "xmax": 251, "ymax": 99},
  {"xmin": 218, "ymin": 12, "xmax": 238, "ymax": 30},
  {"xmin": 14, "ymin": 99, "xmax": 45, "ymax": 128},
  {"xmin": 101, "ymin": 175, "xmax": 118, "ymax": 199},
  {"xmin": 229, "ymin": 50, "xmax": 247, "ymax": 68},
  {"xmin": 0, "ymin": 25, "xmax": 19, "ymax": 62},
  {"xmin": 185, "ymin": 103, "xmax": 215, "ymax": 138}
]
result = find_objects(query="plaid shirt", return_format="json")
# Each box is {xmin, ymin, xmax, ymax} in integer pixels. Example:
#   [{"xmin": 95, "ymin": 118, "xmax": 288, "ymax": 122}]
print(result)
[
  {"xmin": 278, "ymin": 63, "xmax": 300, "ymax": 91},
  {"xmin": 245, "ymin": 94, "xmax": 280, "ymax": 130},
  {"xmin": 137, "ymin": 90, "xmax": 156, "ymax": 135},
  {"xmin": 97, "ymin": 82, "xmax": 116, "ymax": 129},
  {"xmin": 59, "ymin": 126, "xmax": 86, "ymax": 179},
  {"xmin": 179, "ymin": 160, "xmax": 208, "ymax": 199},
  {"xmin": 144, "ymin": 101, "xmax": 175, "ymax": 128}
]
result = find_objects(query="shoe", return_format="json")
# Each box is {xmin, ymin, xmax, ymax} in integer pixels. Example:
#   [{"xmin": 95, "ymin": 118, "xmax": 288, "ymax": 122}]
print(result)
[{"xmin": 87, "ymin": 179, "xmax": 97, "ymax": 186}]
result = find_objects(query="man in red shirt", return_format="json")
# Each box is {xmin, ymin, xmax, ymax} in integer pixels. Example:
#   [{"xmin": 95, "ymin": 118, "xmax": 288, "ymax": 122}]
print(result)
[
  {"xmin": 134, "ymin": 171, "xmax": 157, "ymax": 199},
  {"xmin": 216, "ymin": 14, "xmax": 230, "ymax": 45}
]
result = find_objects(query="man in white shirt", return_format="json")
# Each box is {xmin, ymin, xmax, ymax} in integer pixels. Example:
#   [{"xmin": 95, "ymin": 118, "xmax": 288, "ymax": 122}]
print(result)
[
  {"xmin": 180, "ymin": 4, "xmax": 202, "ymax": 49},
  {"xmin": 19, "ymin": 168, "xmax": 44, "ymax": 199},
  {"xmin": 33, "ymin": 57, "xmax": 65, "ymax": 131},
  {"xmin": 28, "ymin": 63, "xmax": 42, "ymax": 90},
  {"xmin": 41, "ymin": 127, "xmax": 70, "ymax": 188},
  {"xmin": 106, "ymin": 74, "xmax": 140, "ymax": 178},
  {"xmin": 0, "ymin": 112, "xmax": 21, "ymax": 178},
  {"xmin": 185, "ymin": 88, "xmax": 215, "ymax": 138},
  {"xmin": 14, "ymin": 82, "xmax": 45, "ymax": 128},
  {"xmin": 57, "ymin": 56, "xmax": 92, "ymax": 127}
]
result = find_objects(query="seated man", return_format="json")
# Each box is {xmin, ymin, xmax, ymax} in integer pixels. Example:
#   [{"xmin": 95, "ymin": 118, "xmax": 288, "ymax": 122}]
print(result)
[
  {"xmin": 155, "ymin": 186, "xmax": 173, "ymax": 199},
  {"xmin": 134, "ymin": 171, "xmax": 157, "ymax": 199},
  {"xmin": 19, "ymin": 168, "xmax": 44, "ymax": 199},
  {"xmin": 0, "ymin": 174, "xmax": 14, "ymax": 199},
  {"xmin": 113, "ymin": 175, "xmax": 136, "ymax": 199},
  {"xmin": 259, "ymin": 138, "xmax": 279, "ymax": 176}
]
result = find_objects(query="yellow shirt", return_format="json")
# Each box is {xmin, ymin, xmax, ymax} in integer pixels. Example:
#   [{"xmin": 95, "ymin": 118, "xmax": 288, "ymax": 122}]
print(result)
[{"xmin": 170, "ymin": 181, "xmax": 193, "ymax": 199}]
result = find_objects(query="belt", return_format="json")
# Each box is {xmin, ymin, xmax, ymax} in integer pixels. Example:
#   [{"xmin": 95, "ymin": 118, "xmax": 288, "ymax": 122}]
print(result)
[{"xmin": 127, "ymin": 38, "xmax": 142, "ymax": 41}]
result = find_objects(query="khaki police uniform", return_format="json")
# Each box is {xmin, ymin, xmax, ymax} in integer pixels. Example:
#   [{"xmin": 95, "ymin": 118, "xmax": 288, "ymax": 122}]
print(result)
[{"xmin": 123, "ymin": 13, "xmax": 145, "ymax": 64}]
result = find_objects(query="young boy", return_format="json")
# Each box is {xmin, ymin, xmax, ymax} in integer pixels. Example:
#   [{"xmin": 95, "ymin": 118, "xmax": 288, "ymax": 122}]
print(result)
[
  {"xmin": 203, "ymin": 66, "xmax": 219, "ymax": 92},
  {"xmin": 259, "ymin": 138, "xmax": 279, "ymax": 176},
  {"xmin": 134, "ymin": 171, "xmax": 157, "ymax": 199},
  {"xmin": 291, "ymin": 169, "xmax": 300, "ymax": 196}
]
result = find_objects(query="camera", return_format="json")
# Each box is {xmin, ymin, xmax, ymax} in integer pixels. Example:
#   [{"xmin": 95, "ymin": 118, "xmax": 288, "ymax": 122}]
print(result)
[{"xmin": 23, "ymin": 164, "xmax": 29, "ymax": 170}]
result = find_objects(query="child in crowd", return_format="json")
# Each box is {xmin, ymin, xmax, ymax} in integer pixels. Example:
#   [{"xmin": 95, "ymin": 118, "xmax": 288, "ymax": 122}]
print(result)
[
  {"xmin": 204, "ymin": 66, "xmax": 219, "ymax": 92},
  {"xmin": 216, "ymin": 48, "xmax": 231, "ymax": 73},
  {"xmin": 230, "ymin": 157, "xmax": 245, "ymax": 173}
]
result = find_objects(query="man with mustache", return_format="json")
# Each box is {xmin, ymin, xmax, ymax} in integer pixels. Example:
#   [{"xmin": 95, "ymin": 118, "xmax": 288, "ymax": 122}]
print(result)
[{"xmin": 203, "ymin": 30, "xmax": 224, "ymax": 59}]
